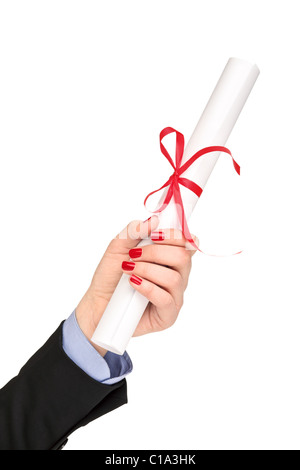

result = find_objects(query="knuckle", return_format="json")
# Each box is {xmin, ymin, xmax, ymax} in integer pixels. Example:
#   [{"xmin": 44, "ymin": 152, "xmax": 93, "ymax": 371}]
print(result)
[
  {"xmin": 143, "ymin": 281, "xmax": 154, "ymax": 297},
  {"xmin": 171, "ymin": 270, "xmax": 182, "ymax": 288},
  {"xmin": 147, "ymin": 244, "xmax": 156, "ymax": 259},
  {"xmin": 177, "ymin": 248, "xmax": 191, "ymax": 266},
  {"xmin": 161, "ymin": 313, "xmax": 177, "ymax": 330},
  {"xmin": 176, "ymin": 295, "xmax": 184, "ymax": 310},
  {"xmin": 162, "ymin": 292, "xmax": 174, "ymax": 309},
  {"xmin": 141, "ymin": 262, "xmax": 151, "ymax": 279}
]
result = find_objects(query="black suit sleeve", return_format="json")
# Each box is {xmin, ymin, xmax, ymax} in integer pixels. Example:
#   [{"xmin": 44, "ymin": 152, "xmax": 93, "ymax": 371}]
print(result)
[{"xmin": 0, "ymin": 322, "xmax": 128, "ymax": 450}]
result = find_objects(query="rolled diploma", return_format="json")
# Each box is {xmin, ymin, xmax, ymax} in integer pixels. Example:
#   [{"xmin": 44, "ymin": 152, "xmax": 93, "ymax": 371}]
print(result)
[{"xmin": 92, "ymin": 57, "xmax": 260, "ymax": 355}]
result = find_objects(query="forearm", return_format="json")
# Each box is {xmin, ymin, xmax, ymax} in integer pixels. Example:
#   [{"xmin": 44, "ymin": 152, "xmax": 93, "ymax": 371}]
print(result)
[{"xmin": 0, "ymin": 322, "xmax": 128, "ymax": 450}]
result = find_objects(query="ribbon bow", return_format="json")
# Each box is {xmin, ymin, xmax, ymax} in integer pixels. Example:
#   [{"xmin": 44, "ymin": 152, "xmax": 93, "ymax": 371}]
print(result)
[{"xmin": 144, "ymin": 127, "xmax": 240, "ymax": 251}]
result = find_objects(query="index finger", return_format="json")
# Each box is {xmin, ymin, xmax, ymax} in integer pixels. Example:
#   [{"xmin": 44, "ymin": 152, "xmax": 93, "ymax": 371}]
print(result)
[{"xmin": 150, "ymin": 228, "xmax": 199, "ymax": 253}]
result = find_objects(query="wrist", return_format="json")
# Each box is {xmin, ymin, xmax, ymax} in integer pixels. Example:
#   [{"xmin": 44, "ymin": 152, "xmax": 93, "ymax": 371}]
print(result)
[{"xmin": 76, "ymin": 290, "xmax": 108, "ymax": 357}]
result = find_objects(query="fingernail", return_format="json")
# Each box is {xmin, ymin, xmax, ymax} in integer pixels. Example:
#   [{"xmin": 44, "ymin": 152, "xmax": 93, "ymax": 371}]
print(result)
[
  {"xmin": 143, "ymin": 216, "xmax": 151, "ymax": 222},
  {"xmin": 129, "ymin": 248, "xmax": 142, "ymax": 258},
  {"xmin": 130, "ymin": 274, "xmax": 143, "ymax": 285},
  {"xmin": 151, "ymin": 231, "xmax": 165, "ymax": 241},
  {"xmin": 122, "ymin": 261, "xmax": 135, "ymax": 271}
]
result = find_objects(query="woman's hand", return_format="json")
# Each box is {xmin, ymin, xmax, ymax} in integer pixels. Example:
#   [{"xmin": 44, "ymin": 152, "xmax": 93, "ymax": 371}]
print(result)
[{"xmin": 76, "ymin": 217, "xmax": 197, "ymax": 355}]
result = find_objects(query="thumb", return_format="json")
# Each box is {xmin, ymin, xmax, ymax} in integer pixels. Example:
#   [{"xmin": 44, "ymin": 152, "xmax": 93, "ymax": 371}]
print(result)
[{"xmin": 111, "ymin": 216, "xmax": 159, "ymax": 253}]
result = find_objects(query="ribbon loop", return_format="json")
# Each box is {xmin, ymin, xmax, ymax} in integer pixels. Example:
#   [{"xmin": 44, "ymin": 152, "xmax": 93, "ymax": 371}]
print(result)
[{"xmin": 144, "ymin": 127, "xmax": 240, "ymax": 251}]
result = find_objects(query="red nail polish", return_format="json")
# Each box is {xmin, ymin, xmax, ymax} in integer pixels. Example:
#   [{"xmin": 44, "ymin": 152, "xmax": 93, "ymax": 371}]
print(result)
[
  {"xmin": 143, "ymin": 216, "xmax": 151, "ymax": 222},
  {"xmin": 122, "ymin": 261, "xmax": 135, "ymax": 271},
  {"xmin": 129, "ymin": 248, "xmax": 142, "ymax": 258},
  {"xmin": 130, "ymin": 274, "xmax": 142, "ymax": 285},
  {"xmin": 151, "ymin": 231, "xmax": 165, "ymax": 241}
]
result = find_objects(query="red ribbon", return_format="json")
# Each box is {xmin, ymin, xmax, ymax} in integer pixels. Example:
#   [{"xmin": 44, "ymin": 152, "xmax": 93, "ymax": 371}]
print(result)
[{"xmin": 144, "ymin": 127, "xmax": 240, "ymax": 251}]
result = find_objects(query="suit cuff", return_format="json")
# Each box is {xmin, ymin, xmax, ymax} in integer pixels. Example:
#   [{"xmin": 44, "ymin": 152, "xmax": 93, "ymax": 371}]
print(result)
[{"xmin": 62, "ymin": 311, "xmax": 133, "ymax": 384}]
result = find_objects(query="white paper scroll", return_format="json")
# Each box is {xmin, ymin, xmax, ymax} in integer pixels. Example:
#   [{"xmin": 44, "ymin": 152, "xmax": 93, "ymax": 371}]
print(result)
[{"xmin": 91, "ymin": 57, "xmax": 260, "ymax": 355}]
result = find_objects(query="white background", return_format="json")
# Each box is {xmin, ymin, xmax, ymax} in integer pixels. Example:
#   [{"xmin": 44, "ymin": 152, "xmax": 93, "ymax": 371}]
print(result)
[{"xmin": 0, "ymin": 0, "xmax": 299, "ymax": 451}]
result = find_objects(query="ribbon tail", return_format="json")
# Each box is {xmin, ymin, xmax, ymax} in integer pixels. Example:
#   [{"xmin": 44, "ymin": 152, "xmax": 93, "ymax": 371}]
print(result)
[
  {"xmin": 144, "ymin": 127, "xmax": 241, "ymax": 256},
  {"xmin": 172, "ymin": 180, "xmax": 201, "ymax": 252}
]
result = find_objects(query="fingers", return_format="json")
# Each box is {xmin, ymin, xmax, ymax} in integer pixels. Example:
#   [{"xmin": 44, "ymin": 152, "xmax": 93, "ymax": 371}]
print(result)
[
  {"xmin": 128, "ymin": 274, "xmax": 179, "ymax": 328},
  {"xmin": 122, "ymin": 260, "xmax": 184, "ymax": 308},
  {"xmin": 128, "ymin": 243, "xmax": 192, "ymax": 278},
  {"xmin": 122, "ymin": 227, "xmax": 197, "ymax": 297},
  {"xmin": 120, "ymin": 226, "xmax": 197, "ymax": 331},
  {"xmin": 150, "ymin": 228, "xmax": 199, "ymax": 254}
]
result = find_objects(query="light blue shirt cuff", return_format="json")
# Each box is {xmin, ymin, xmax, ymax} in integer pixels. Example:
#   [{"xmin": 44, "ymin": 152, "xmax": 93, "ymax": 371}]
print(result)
[{"xmin": 62, "ymin": 311, "xmax": 133, "ymax": 385}]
